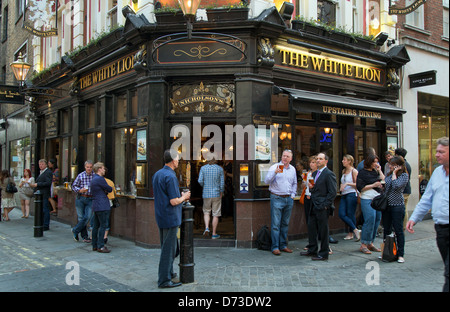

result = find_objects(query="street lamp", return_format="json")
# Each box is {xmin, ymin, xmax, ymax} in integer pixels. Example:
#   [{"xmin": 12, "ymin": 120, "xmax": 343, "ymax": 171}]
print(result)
[
  {"xmin": 177, "ymin": 0, "xmax": 201, "ymax": 39},
  {"xmin": 10, "ymin": 53, "xmax": 32, "ymax": 86}
]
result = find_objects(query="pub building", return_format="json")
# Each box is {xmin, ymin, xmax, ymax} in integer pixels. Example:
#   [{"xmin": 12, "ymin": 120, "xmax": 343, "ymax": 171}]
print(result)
[{"xmin": 30, "ymin": 5, "xmax": 409, "ymax": 248}]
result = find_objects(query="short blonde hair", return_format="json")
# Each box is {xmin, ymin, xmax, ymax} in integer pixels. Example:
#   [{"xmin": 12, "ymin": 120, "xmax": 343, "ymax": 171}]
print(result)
[{"xmin": 93, "ymin": 162, "xmax": 105, "ymax": 173}]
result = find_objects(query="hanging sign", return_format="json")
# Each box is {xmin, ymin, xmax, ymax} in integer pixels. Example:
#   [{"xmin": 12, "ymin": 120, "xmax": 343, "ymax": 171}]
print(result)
[
  {"xmin": 0, "ymin": 85, "xmax": 24, "ymax": 105},
  {"xmin": 388, "ymin": 0, "xmax": 427, "ymax": 15},
  {"xmin": 23, "ymin": 0, "xmax": 58, "ymax": 37}
]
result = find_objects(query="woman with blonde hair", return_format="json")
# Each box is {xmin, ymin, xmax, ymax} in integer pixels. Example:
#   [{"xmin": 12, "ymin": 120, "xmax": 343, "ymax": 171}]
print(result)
[{"xmin": 339, "ymin": 154, "xmax": 360, "ymax": 241}]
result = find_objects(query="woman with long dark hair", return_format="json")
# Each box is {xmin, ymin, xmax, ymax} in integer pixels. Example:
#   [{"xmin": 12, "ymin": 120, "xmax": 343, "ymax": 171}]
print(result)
[
  {"xmin": 356, "ymin": 154, "xmax": 385, "ymax": 254},
  {"xmin": 383, "ymin": 156, "xmax": 409, "ymax": 263}
]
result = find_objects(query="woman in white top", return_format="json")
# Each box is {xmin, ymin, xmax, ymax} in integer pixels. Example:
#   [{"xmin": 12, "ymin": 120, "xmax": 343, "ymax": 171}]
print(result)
[
  {"xmin": 338, "ymin": 155, "xmax": 360, "ymax": 241},
  {"xmin": 18, "ymin": 169, "xmax": 35, "ymax": 218}
]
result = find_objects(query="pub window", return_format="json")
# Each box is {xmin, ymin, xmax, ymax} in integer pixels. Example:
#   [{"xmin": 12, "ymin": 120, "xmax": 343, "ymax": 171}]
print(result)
[
  {"xmin": 319, "ymin": 126, "xmax": 340, "ymax": 179},
  {"xmin": 116, "ymin": 93, "xmax": 127, "ymax": 123},
  {"xmin": 87, "ymin": 102, "xmax": 97, "ymax": 129},
  {"xmin": 271, "ymin": 94, "xmax": 289, "ymax": 118},
  {"xmin": 113, "ymin": 127, "xmax": 136, "ymax": 195},
  {"xmin": 62, "ymin": 137, "xmax": 71, "ymax": 182},
  {"xmin": 86, "ymin": 132, "xmax": 102, "ymax": 163},
  {"xmin": 61, "ymin": 109, "xmax": 71, "ymax": 134}
]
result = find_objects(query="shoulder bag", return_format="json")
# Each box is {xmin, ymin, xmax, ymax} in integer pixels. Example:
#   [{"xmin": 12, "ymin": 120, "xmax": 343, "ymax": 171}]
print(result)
[
  {"xmin": 6, "ymin": 180, "xmax": 18, "ymax": 194},
  {"xmin": 370, "ymin": 182, "xmax": 389, "ymax": 212}
]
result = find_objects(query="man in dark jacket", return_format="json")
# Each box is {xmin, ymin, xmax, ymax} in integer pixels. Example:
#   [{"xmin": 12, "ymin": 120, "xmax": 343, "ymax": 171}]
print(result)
[
  {"xmin": 31, "ymin": 159, "xmax": 53, "ymax": 230},
  {"xmin": 301, "ymin": 152, "xmax": 337, "ymax": 261}
]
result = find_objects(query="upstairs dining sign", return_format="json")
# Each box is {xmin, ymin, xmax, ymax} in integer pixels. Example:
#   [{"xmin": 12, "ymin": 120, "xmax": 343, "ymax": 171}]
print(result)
[{"xmin": 389, "ymin": 0, "xmax": 427, "ymax": 15}]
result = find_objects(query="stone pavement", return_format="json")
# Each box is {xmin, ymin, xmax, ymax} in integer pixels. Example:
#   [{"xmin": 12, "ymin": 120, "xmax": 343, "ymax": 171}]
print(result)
[{"xmin": 0, "ymin": 208, "xmax": 446, "ymax": 293}]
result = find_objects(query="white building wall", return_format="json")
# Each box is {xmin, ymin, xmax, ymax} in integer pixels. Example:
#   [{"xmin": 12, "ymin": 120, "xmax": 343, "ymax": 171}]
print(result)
[{"xmin": 399, "ymin": 46, "xmax": 449, "ymax": 214}]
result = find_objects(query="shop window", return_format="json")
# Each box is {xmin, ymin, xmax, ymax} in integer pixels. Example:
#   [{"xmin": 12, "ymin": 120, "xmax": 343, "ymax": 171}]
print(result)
[
  {"xmin": 418, "ymin": 102, "xmax": 449, "ymax": 180},
  {"xmin": 9, "ymin": 137, "xmax": 31, "ymax": 181},
  {"xmin": 294, "ymin": 125, "xmax": 317, "ymax": 170},
  {"xmin": 114, "ymin": 127, "xmax": 136, "ymax": 195},
  {"xmin": 319, "ymin": 127, "xmax": 340, "ymax": 179},
  {"xmin": 86, "ymin": 132, "xmax": 102, "ymax": 163}
]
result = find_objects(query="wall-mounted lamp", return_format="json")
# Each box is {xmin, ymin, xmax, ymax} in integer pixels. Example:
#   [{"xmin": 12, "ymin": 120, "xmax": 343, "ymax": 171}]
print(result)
[{"xmin": 10, "ymin": 53, "xmax": 32, "ymax": 86}]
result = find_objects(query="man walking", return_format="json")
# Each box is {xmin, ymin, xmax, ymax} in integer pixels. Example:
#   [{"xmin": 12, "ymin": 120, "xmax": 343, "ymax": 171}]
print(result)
[
  {"xmin": 407, "ymin": 137, "xmax": 449, "ymax": 292},
  {"xmin": 301, "ymin": 152, "xmax": 337, "ymax": 261},
  {"xmin": 153, "ymin": 150, "xmax": 190, "ymax": 288},
  {"xmin": 71, "ymin": 160, "xmax": 94, "ymax": 243},
  {"xmin": 198, "ymin": 156, "xmax": 224, "ymax": 239},
  {"xmin": 264, "ymin": 149, "xmax": 297, "ymax": 256},
  {"xmin": 31, "ymin": 159, "xmax": 53, "ymax": 230}
]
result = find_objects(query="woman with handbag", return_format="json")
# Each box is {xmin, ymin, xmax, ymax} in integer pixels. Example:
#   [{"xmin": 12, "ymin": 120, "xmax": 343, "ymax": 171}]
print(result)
[
  {"xmin": 383, "ymin": 156, "xmax": 409, "ymax": 263},
  {"xmin": 0, "ymin": 170, "xmax": 17, "ymax": 221},
  {"xmin": 356, "ymin": 154, "xmax": 385, "ymax": 254},
  {"xmin": 339, "ymin": 155, "xmax": 360, "ymax": 241},
  {"xmin": 19, "ymin": 169, "xmax": 35, "ymax": 218}
]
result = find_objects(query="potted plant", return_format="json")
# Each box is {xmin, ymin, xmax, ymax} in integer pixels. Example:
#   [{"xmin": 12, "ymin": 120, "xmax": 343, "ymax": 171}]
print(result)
[
  {"xmin": 154, "ymin": 5, "xmax": 185, "ymax": 24},
  {"xmin": 205, "ymin": 1, "xmax": 249, "ymax": 22},
  {"xmin": 350, "ymin": 34, "xmax": 376, "ymax": 49},
  {"xmin": 291, "ymin": 17, "xmax": 326, "ymax": 36}
]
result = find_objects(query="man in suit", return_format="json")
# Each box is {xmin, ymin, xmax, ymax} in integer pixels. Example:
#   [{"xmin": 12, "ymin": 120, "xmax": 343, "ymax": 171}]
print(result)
[
  {"xmin": 301, "ymin": 152, "xmax": 337, "ymax": 261},
  {"xmin": 31, "ymin": 159, "xmax": 53, "ymax": 230}
]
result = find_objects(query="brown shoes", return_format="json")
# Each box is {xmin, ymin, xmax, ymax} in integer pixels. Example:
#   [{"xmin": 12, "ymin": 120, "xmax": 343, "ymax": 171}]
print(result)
[
  {"xmin": 272, "ymin": 247, "xmax": 293, "ymax": 255},
  {"xmin": 97, "ymin": 247, "xmax": 111, "ymax": 253}
]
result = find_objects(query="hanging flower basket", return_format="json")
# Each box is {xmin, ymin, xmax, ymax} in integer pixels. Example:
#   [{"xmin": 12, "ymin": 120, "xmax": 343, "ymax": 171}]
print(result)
[{"xmin": 206, "ymin": 8, "xmax": 249, "ymax": 22}]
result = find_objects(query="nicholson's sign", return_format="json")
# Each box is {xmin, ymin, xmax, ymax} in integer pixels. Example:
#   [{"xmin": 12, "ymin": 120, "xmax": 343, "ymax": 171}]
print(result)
[
  {"xmin": 275, "ymin": 45, "xmax": 385, "ymax": 85},
  {"xmin": 389, "ymin": 0, "xmax": 427, "ymax": 15}
]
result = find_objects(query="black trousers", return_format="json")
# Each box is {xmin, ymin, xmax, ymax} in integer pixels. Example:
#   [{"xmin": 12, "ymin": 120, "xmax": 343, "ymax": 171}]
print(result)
[
  {"xmin": 435, "ymin": 224, "xmax": 449, "ymax": 292},
  {"xmin": 307, "ymin": 207, "xmax": 329, "ymax": 258}
]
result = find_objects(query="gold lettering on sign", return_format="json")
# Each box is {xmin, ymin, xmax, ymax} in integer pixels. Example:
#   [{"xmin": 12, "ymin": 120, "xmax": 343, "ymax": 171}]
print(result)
[
  {"xmin": 277, "ymin": 47, "xmax": 383, "ymax": 84},
  {"xmin": 322, "ymin": 105, "xmax": 382, "ymax": 119},
  {"xmin": 79, "ymin": 54, "xmax": 135, "ymax": 90}
]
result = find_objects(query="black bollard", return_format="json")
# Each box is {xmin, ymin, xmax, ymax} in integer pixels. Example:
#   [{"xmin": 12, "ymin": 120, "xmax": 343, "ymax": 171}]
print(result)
[
  {"xmin": 34, "ymin": 190, "xmax": 44, "ymax": 237},
  {"xmin": 179, "ymin": 201, "xmax": 195, "ymax": 283}
]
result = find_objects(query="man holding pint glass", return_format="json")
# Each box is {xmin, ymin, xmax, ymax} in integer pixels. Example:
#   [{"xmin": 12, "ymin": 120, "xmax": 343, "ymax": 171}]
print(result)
[{"xmin": 264, "ymin": 149, "xmax": 297, "ymax": 255}]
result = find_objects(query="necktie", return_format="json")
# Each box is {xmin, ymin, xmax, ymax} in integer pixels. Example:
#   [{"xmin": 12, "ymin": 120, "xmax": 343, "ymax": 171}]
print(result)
[{"xmin": 315, "ymin": 170, "xmax": 321, "ymax": 182}]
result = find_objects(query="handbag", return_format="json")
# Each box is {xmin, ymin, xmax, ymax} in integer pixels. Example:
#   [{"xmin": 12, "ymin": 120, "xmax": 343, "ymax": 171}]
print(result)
[
  {"xmin": 381, "ymin": 233, "xmax": 398, "ymax": 262},
  {"xmin": 6, "ymin": 181, "xmax": 18, "ymax": 194},
  {"xmin": 370, "ymin": 183, "xmax": 390, "ymax": 212},
  {"xmin": 22, "ymin": 186, "xmax": 35, "ymax": 197}
]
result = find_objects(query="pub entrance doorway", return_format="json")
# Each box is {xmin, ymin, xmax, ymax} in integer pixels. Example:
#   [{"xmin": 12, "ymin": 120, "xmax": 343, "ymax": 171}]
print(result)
[{"xmin": 171, "ymin": 122, "xmax": 235, "ymax": 240}]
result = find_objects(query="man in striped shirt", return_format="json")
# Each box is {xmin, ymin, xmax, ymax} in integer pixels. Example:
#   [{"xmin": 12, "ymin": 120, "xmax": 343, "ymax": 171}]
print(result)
[{"xmin": 198, "ymin": 156, "xmax": 225, "ymax": 239}]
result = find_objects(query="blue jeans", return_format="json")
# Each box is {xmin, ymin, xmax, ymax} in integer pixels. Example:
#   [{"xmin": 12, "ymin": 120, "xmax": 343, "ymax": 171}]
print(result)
[
  {"xmin": 158, "ymin": 226, "xmax": 179, "ymax": 287},
  {"xmin": 73, "ymin": 196, "xmax": 93, "ymax": 239},
  {"xmin": 91, "ymin": 210, "xmax": 110, "ymax": 250},
  {"xmin": 339, "ymin": 193, "xmax": 358, "ymax": 232},
  {"xmin": 382, "ymin": 205, "xmax": 405, "ymax": 257},
  {"xmin": 270, "ymin": 194, "xmax": 294, "ymax": 251},
  {"xmin": 360, "ymin": 198, "xmax": 381, "ymax": 245}
]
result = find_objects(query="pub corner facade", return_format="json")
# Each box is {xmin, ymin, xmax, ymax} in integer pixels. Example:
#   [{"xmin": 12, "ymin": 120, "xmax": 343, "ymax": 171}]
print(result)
[{"xmin": 14, "ymin": 1, "xmax": 414, "ymax": 248}]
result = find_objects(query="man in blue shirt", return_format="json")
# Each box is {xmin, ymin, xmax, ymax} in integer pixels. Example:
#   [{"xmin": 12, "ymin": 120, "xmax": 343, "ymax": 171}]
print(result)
[
  {"xmin": 198, "ymin": 156, "xmax": 224, "ymax": 239},
  {"xmin": 407, "ymin": 137, "xmax": 449, "ymax": 292},
  {"xmin": 264, "ymin": 149, "xmax": 297, "ymax": 255},
  {"xmin": 153, "ymin": 150, "xmax": 190, "ymax": 288}
]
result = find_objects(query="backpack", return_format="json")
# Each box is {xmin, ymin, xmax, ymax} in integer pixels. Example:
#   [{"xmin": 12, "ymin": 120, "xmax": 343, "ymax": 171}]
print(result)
[
  {"xmin": 381, "ymin": 233, "xmax": 398, "ymax": 262},
  {"xmin": 256, "ymin": 225, "xmax": 272, "ymax": 251}
]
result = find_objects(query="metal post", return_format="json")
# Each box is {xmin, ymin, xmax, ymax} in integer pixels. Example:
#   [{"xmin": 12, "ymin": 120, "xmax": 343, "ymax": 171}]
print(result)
[
  {"xmin": 179, "ymin": 202, "xmax": 195, "ymax": 283},
  {"xmin": 34, "ymin": 190, "xmax": 44, "ymax": 237}
]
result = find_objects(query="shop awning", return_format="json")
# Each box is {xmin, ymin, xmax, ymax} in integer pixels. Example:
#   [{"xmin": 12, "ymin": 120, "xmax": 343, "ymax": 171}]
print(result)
[{"xmin": 281, "ymin": 87, "xmax": 405, "ymax": 122}]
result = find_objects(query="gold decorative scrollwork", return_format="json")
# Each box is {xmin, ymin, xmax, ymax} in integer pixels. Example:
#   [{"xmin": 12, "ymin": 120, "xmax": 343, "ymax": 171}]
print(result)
[{"xmin": 174, "ymin": 45, "xmax": 227, "ymax": 59}]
